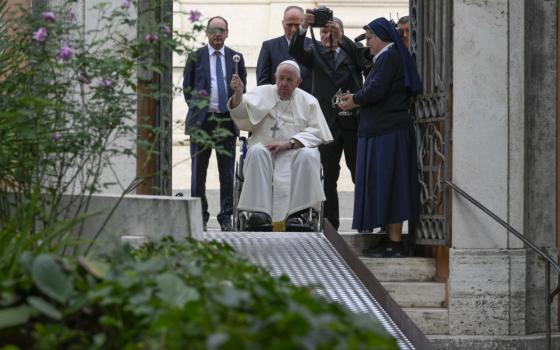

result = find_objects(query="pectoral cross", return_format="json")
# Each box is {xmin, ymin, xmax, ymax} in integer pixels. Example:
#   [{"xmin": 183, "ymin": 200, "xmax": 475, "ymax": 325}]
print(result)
[{"xmin": 270, "ymin": 122, "xmax": 280, "ymax": 138}]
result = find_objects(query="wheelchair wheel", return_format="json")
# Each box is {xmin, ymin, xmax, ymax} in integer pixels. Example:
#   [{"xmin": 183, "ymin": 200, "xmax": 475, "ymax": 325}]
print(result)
[
  {"xmin": 238, "ymin": 211, "xmax": 247, "ymax": 231},
  {"xmin": 233, "ymin": 161, "xmax": 242, "ymax": 230},
  {"xmin": 314, "ymin": 202, "xmax": 324, "ymax": 232},
  {"xmin": 233, "ymin": 136, "xmax": 247, "ymax": 231}
]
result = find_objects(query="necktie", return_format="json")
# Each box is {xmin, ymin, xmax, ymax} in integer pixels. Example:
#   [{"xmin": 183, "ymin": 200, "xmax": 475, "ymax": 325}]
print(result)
[
  {"xmin": 214, "ymin": 51, "xmax": 228, "ymax": 113},
  {"xmin": 328, "ymin": 50, "xmax": 337, "ymax": 69}
]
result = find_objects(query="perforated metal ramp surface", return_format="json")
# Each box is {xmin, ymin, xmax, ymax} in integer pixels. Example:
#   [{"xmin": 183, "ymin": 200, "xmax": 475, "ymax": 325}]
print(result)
[{"xmin": 205, "ymin": 231, "xmax": 415, "ymax": 350}]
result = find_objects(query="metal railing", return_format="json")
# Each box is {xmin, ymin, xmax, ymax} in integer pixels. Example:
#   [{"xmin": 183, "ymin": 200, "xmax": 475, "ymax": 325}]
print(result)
[{"xmin": 445, "ymin": 180, "xmax": 560, "ymax": 350}]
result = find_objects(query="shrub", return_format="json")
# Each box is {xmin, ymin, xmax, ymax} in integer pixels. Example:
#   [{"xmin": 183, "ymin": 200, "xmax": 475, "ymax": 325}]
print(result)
[
  {"xmin": 0, "ymin": 0, "xmax": 207, "ymax": 277},
  {"xmin": 0, "ymin": 238, "xmax": 397, "ymax": 349}
]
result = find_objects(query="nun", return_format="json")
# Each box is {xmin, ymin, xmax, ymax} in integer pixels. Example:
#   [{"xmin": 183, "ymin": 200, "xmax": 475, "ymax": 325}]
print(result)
[{"xmin": 338, "ymin": 17, "xmax": 422, "ymax": 257}]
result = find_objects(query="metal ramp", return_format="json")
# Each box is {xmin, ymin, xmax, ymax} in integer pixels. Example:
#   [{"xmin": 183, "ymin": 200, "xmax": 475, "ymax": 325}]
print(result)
[{"xmin": 205, "ymin": 223, "xmax": 432, "ymax": 350}]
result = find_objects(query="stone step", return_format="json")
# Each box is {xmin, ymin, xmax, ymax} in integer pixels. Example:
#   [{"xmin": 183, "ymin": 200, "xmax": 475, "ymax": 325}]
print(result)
[
  {"xmin": 340, "ymin": 232, "xmax": 410, "ymax": 254},
  {"xmin": 403, "ymin": 307, "xmax": 449, "ymax": 335},
  {"xmin": 341, "ymin": 232, "xmax": 381, "ymax": 254},
  {"xmin": 360, "ymin": 257, "xmax": 437, "ymax": 282},
  {"xmin": 382, "ymin": 281, "xmax": 446, "ymax": 308}
]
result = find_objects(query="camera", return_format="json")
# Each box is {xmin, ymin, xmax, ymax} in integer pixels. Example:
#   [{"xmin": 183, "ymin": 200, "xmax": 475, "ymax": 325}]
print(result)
[
  {"xmin": 310, "ymin": 6, "xmax": 333, "ymax": 27},
  {"xmin": 356, "ymin": 47, "xmax": 373, "ymax": 70},
  {"xmin": 353, "ymin": 34, "xmax": 373, "ymax": 69}
]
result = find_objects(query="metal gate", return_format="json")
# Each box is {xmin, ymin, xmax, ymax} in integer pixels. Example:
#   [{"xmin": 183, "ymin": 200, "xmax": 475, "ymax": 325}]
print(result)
[{"xmin": 410, "ymin": 0, "xmax": 452, "ymax": 246}]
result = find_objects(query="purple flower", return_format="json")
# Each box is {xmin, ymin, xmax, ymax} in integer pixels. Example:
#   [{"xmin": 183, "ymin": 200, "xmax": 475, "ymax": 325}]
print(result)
[
  {"xmin": 197, "ymin": 89, "xmax": 208, "ymax": 97},
  {"xmin": 188, "ymin": 10, "xmax": 202, "ymax": 23},
  {"xmin": 52, "ymin": 133, "xmax": 62, "ymax": 142},
  {"xmin": 41, "ymin": 11, "xmax": 56, "ymax": 23},
  {"xmin": 57, "ymin": 41, "xmax": 74, "ymax": 60},
  {"xmin": 99, "ymin": 79, "xmax": 114, "ymax": 89},
  {"xmin": 144, "ymin": 33, "xmax": 159, "ymax": 43},
  {"xmin": 121, "ymin": 0, "xmax": 131, "ymax": 9},
  {"xmin": 32, "ymin": 27, "xmax": 48, "ymax": 42},
  {"xmin": 160, "ymin": 23, "xmax": 171, "ymax": 36},
  {"xmin": 78, "ymin": 72, "xmax": 90, "ymax": 84},
  {"xmin": 66, "ymin": 10, "xmax": 76, "ymax": 22}
]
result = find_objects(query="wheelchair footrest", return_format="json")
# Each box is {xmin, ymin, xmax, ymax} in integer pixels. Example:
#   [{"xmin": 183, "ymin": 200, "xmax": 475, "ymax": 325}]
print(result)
[
  {"xmin": 285, "ymin": 224, "xmax": 314, "ymax": 232},
  {"xmin": 244, "ymin": 224, "xmax": 273, "ymax": 232}
]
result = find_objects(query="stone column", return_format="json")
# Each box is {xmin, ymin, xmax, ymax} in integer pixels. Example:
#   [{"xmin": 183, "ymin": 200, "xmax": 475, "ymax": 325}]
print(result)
[
  {"xmin": 450, "ymin": 0, "xmax": 529, "ymax": 336},
  {"xmin": 524, "ymin": 0, "xmax": 558, "ymax": 334}
]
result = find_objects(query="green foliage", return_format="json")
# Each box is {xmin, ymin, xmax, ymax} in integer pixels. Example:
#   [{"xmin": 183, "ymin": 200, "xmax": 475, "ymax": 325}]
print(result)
[
  {"xmin": 0, "ymin": 0, "xmax": 209, "ymax": 279},
  {"xmin": 0, "ymin": 238, "xmax": 397, "ymax": 349},
  {"xmin": 0, "ymin": 3, "xmax": 395, "ymax": 348}
]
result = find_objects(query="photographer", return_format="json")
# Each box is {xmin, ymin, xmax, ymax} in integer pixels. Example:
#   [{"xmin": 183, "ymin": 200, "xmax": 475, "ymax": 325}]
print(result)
[{"xmin": 289, "ymin": 10, "xmax": 363, "ymax": 230}]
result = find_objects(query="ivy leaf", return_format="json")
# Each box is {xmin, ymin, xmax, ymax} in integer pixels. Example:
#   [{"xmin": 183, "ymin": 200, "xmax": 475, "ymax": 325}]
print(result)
[
  {"xmin": 27, "ymin": 296, "xmax": 62, "ymax": 320},
  {"xmin": 156, "ymin": 273, "xmax": 199, "ymax": 308},
  {"xmin": 78, "ymin": 257, "xmax": 109, "ymax": 279},
  {"xmin": 19, "ymin": 251, "xmax": 33, "ymax": 272},
  {"xmin": 214, "ymin": 287, "xmax": 250, "ymax": 308},
  {"xmin": 206, "ymin": 332, "xmax": 229, "ymax": 350},
  {"xmin": 31, "ymin": 254, "xmax": 74, "ymax": 304},
  {"xmin": 0, "ymin": 305, "xmax": 36, "ymax": 329}
]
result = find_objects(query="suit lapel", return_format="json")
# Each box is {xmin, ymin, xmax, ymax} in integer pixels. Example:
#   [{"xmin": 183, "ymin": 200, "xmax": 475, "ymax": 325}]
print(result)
[
  {"xmin": 224, "ymin": 47, "xmax": 232, "ymax": 78},
  {"xmin": 335, "ymin": 49, "xmax": 345, "ymax": 69},
  {"xmin": 224, "ymin": 47, "xmax": 233, "ymax": 96},
  {"xmin": 278, "ymin": 37, "xmax": 290, "ymax": 60},
  {"xmin": 201, "ymin": 46, "xmax": 210, "ymax": 86},
  {"xmin": 321, "ymin": 48, "xmax": 336, "ymax": 71}
]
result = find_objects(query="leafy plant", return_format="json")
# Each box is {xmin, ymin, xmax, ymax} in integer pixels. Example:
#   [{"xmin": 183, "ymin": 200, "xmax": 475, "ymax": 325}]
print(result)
[
  {"xmin": 0, "ymin": 0, "xmax": 209, "ymax": 277},
  {"xmin": 0, "ymin": 238, "xmax": 398, "ymax": 349}
]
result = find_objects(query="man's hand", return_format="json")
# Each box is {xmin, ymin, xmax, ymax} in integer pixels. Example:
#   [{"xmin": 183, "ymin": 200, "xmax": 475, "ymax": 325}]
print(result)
[
  {"xmin": 266, "ymin": 140, "xmax": 291, "ymax": 154},
  {"xmin": 338, "ymin": 93, "xmax": 357, "ymax": 111},
  {"xmin": 325, "ymin": 20, "xmax": 341, "ymax": 42},
  {"xmin": 303, "ymin": 11, "xmax": 315, "ymax": 29},
  {"xmin": 229, "ymin": 74, "xmax": 244, "ymax": 109}
]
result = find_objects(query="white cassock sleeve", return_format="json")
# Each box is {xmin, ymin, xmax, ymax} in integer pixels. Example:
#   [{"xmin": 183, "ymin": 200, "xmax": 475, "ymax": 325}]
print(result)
[
  {"xmin": 228, "ymin": 85, "xmax": 277, "ymax": 132},
  {"xmin": 229, "ymin": 85, "xmax": 333, "ymax": 147},
  {"xmin": 291, "ymin": 99, "xmax": 333, "ymax": 148}
]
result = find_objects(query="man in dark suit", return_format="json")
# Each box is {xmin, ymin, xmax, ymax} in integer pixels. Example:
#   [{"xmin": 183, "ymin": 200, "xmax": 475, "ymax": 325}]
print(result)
[
  {"xmin": 289, "ymin": 15, "xmax": 363, "ymax": 230},
  {"xmin": 183, "ymin": 16, "xmax": 247, "ymax": 231},
  {"xmin": 256, "ymin": 6, "xmax": 312, "ymax": 93},
  {"xmin": 397, "ymin": 16, "xmax": 410, "ymax": 49}
]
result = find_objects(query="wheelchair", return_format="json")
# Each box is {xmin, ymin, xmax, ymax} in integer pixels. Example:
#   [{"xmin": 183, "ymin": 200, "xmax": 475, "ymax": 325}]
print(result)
[{"xmin": 232, "ymin": 136, "xmax": 324, "ymax": 232}]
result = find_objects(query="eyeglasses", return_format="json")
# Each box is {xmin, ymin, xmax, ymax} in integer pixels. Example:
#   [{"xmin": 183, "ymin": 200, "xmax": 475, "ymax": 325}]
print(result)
[{"xmin": 207, "ymin": 27, "xmax": 227, "ymax": 34}]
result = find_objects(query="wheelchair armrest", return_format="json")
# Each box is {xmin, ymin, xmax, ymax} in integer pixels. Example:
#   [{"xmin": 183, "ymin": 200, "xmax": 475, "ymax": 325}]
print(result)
[{"xmin": 238, "ymin": 136, "xmax": 248, "ymax": 159}]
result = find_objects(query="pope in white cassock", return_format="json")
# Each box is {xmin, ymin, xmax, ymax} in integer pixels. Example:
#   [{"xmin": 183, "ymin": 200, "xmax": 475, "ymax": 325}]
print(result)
[{"xmin": 228, "ymin": 60, "xmax": 333, "ymax": 230}]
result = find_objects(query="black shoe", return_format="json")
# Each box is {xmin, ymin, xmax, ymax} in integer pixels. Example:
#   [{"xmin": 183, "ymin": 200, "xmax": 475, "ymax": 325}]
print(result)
[
  {"xmin": 285, "ymin": 208, "xmax": 315, "ymax": 232},
  {"xmin": 246, "ymin": 212, "xmax": 272, "ymax": 231},
  {"xmin": 220, "ymin": 220, "xmax": 233, "ymax": 232},
  {"xmin": 363, "ymin": 238, "xmax": 404, "ymax": 258}
]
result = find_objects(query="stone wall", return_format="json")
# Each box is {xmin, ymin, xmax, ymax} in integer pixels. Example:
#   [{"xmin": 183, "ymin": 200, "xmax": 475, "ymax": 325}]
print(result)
[
  {"xmin": 65, "ymin": 194, "xmax": 203, "ymax": 255},
  {"xmin": 171, "ymin": 1, "xmax": 409, "ymax": 188},
  {"xmin": 47, "ymin": 0, "xmax": 139, "ymax": 194},
  {"xmin": 451, "ymin": 0, "xmax": 558, "ymax": 337}
]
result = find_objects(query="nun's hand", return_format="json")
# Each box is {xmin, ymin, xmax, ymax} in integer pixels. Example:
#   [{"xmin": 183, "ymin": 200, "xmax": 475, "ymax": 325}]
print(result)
[{"xmin": 338, "ymin": 93, "xmax": 356, "ymax": 111}]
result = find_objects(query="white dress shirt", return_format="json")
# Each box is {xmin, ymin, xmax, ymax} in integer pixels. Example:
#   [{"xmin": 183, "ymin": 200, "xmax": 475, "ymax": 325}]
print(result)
[{"xmin": 208, "ymin": 45, "xmax": 227, "ymax": 113}]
